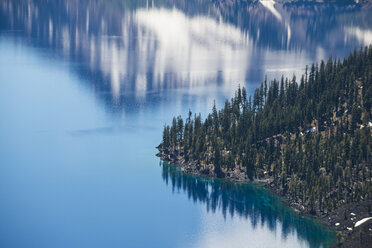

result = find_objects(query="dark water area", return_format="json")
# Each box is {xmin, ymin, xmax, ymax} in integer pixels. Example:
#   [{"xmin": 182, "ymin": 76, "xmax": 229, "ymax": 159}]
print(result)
[{"xmin": 0, "ymin": 0, "xmax": 371, "ymax": 247}]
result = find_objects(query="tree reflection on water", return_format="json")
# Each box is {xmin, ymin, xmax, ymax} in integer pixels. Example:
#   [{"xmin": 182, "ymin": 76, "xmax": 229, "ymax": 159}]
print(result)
[{"xmin": 161, "ymin": 162, "xmax": 336, "ymax": 248}]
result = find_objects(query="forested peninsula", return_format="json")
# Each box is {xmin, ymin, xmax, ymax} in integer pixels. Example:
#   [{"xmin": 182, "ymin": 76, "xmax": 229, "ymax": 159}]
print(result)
[{"xmin": 157, "ymin": 47, "xmax": 372, "ymax": 246}]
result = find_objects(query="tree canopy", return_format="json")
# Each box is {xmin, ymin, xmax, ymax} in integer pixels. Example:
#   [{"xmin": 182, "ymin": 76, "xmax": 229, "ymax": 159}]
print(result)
[{"xmin": 159, "ymin": 46, "xmax": 372, "ymax": 212}]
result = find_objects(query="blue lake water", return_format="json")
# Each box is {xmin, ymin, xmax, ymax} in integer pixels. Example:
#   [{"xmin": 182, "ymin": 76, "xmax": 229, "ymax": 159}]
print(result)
[{"xmin": 0, "ymin": 0, "xmax": 371, "ymax": 247}]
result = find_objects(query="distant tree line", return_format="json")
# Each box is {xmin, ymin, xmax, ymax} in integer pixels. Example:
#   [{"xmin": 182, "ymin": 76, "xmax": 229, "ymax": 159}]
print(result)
[{"xmin": 160, "ymin": 46, "xmax": 372, "ymax": 212}]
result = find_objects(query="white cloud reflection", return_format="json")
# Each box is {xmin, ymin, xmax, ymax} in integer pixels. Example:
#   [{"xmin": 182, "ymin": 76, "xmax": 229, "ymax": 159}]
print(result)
[
  {"xmin": 134, "ymin": 8, "xmax": 252, "ymax": 90},
  {"xmin": 186, "ymin": 208, "xmax": 307, "ymax": 248},
  {"xmin": 94, "ymin": 7, "xmax": 253, "ymax": 101},
  {"xmin": 345, "ymin": 26, "xmax": 372, "ymax": 45},
  {"xmin": 3, "ymin": 0, "xmax": 372, "ymax": 108}
]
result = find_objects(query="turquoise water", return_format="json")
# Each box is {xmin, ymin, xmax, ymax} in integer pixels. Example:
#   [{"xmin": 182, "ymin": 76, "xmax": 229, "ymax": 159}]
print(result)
[
  {"xmin": 1, "ymin": 0, "xmax": 371, "ymax": 247},
  {"xmin": 161, "ymin": 163, "xmax": 336, "ymax": 248}
]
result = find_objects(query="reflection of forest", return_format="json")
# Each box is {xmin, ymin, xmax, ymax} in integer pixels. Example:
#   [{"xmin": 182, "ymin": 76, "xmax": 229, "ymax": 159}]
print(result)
[
  {"xmin": 1, "ymin": 0, "xmax": 371, "ymax": 116},
  {"xmin": 3, "ymin": 0, "xmax": 370, "ymax": 56},
  {"xmin": 161, "ymin": 162, "xmax": 335, "ymax": 248}
]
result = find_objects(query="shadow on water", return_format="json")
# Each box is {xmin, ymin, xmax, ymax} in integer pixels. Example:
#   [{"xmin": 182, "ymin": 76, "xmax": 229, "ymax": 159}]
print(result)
[{"xmin": 161, "ymin": 162, "xmax": 336, "ymax": 248}]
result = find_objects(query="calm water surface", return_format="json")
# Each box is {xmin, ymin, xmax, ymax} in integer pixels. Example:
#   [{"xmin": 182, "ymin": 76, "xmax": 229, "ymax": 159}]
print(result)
[{"xmin": 1, "ymin": 0, "xmax": 371, "ymax": 247}]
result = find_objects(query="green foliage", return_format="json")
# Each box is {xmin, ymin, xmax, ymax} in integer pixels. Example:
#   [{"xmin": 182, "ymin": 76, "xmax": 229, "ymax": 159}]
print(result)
[{"xmin": 160, "ymin": 46, "xmax": 372, "ymax": 211}]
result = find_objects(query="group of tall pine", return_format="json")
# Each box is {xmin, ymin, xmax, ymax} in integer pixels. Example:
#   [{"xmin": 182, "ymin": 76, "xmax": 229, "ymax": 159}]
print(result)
[{"xmin": 159, "ymin": 46, "xmax": 372, "ymax": 213}]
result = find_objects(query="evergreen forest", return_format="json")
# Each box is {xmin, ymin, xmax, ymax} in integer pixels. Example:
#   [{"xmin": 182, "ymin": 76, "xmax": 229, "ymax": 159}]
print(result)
[{"xmin": 159, "ymin": 46, "xmax": 372, "ymax": 213}]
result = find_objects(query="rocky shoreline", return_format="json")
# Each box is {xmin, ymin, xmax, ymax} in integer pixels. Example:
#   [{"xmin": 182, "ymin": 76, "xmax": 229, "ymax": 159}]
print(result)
[
  {"xmin": 156, "ymin": 147, "xmax": 372, "ymax": 248},
  {"xmin": 266, "ymin": 181, "xmax": 372, "ymax": 248},
  {"xmin": 156, "ymin": 146, "xmax": 257, "ymax": 182}
]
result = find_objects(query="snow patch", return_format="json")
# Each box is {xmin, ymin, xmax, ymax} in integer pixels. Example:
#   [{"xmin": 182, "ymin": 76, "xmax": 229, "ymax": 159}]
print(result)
[
  {"xmin": 354, "ymin": 217, "xmax": 372, "ymax": 228},
  {"xmin": 260, "ymin": 0, "xmax": 282, "ymax": 21}
]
